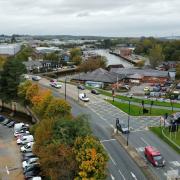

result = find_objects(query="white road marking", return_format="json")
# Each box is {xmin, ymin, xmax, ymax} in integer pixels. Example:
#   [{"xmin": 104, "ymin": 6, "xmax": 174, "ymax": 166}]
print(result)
[
  {"xmin": 109, "ymin": 153, "xmax": 117, "ymax": 166},
  {"xmin": 111, "ymin": 174, "xmax": 115, "ymax": 180},
  {"xmin": 140, "ymin": 137, "xmax": 149, "ymax": 146},
  {"xmin": 136, "ymin": 147, "xmax": 145, "ymax": 152},
  {"xmin": 100, "ymin": 139, "xmax": 116, "ymax": 143},
  {"xmin": 6, "ymin": 166, "xmax": 9, "ymax": 175},
  {"xmin": 118, "ymin": 169, "xmax": 126, "ymax": 180},
  {"xmin": 170, "ymin": 161, "xmax": 180, "ymax": 167},
  {"xmin": 130, "ymin": 172, "xmax": 137, "ymax": 180}
]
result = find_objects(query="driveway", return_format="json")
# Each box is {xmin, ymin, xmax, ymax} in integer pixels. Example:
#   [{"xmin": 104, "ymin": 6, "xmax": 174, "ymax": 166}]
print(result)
[{"xmin": 0, "ymin": 123, "xmax": 23, "ymax": 180}]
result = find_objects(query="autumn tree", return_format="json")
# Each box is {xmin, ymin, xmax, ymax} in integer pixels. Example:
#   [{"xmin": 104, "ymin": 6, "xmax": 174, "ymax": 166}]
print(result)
[
  {"xmin": 0, "ymin": 56, "xmax": 7, "ymax": 70},
  {"xmin": 149, "ymin": 44, "xmax": 164, "ymax": 68},
  {"xmin": 73, "ymin": 136, "xmax": 108, "ymax": 180},
  {"xmin": 26, "ymin": 84, "xmax": 39, "ymax": 103},
  {"xmin": 45, "ymin": 98, "xmax": 71, "ymax": 119},
  {"xmin": 31, "ymin": 90, "xmax": 53, "ymax": 118},
  {"xmin": 79, "ymin": 56, "xmax": 107, "ymax": 72},
  {"xmin": 18, "ymin": 80, "xmax": 33, "ymax": 103},
  {"xmin": 70, "ymin": 48, "xmax": 82, "ymax": 65}
]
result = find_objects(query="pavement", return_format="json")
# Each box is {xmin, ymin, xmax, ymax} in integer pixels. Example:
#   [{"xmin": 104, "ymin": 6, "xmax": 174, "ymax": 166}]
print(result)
[
  {"xmin": 0, "ymin": 123, "xmax": 23, "ymax": 180},
  {"xmin": 37, "ymin": 77, "xmax": 180, "ymax": 179}
]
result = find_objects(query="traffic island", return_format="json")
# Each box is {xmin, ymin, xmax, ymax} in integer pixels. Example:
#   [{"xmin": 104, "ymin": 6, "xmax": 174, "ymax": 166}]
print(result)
[{"xmin": 112, "ymin": 132, "xmax": 157, "ymax": 180}]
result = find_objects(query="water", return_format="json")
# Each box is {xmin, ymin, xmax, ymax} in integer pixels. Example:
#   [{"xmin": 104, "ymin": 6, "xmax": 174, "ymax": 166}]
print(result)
[{"xmin": 93, "ymin": 49, "xmax": 134, "ymax": 67}]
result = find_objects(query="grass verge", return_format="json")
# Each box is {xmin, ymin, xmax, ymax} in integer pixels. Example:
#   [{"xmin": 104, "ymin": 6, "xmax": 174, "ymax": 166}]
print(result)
[
  {"xmin": 150, "ymin": 127, "xmax": 180, "ymax": 154},
  {"xmin": 107, "ymin": 100, "xmax": 177, "ymax": 116}
]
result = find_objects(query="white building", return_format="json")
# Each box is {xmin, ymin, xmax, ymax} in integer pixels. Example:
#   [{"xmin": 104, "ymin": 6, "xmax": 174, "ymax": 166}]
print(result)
[
  {"xmin": 0, "ymin": 44, "xmax": 21, "ymax": 56},
  {"xmin": 35, "ymin": 47, "xmax": 62, "ymax": 54}
]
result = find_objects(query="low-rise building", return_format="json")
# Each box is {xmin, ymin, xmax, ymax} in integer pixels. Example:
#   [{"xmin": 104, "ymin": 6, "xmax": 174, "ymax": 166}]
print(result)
[{"xmin": 0, "ymin": 44, "xmax": 21, "ymax": 56}]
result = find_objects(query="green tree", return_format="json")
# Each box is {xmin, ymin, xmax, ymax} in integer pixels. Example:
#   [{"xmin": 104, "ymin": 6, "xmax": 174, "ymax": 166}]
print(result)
[
  {"xmin": 70, "ymin": 48, "xmax": 82, "ymax": 65},
  {"xmin": 149, "ymin": 44, "xmax": 164, "ymax": 68},
  {"xmin": 0, "ymin": 56, "xmax": 7, "ymax": 70},
  {"xmin": 176, "ymin": 64, "xmax": 180, "ymax": 79},
  {"xmin": 0, "ymin": 59, "xmax": 26, "ymax": 102},
  {"xmin": 44, "ymin": 52, "xmax": 59, "ymax": 61},
  {"xmin": 73, "ymin": 136, "xmax": 108, "ymax": 180}
]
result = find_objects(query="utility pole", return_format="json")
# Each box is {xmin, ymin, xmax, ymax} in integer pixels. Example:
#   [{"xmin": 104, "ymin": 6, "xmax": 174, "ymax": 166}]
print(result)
[
  {"xmin": 127, "ymin": 98, "xmax": 131, "ymax": 146},
  {"xmin": 65, "ymin": 77, "xmax": 67, "ymax": 100}
]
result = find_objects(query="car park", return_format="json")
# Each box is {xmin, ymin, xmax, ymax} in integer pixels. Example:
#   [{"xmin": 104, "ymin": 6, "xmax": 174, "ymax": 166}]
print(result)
[
  {"xmin": 79, "ymin": 93, "xmax": 89, "ymax": 102},
  {"xmin": 17, "ymin": 135, "xmax": 34, "ymax": 145},
  {"xmin": 144, "ymin": 146, "xmax": 165, "ymax": 167},
  {"xmin": 91, "ymin": 89, "xmax": 100, "ymax": 95},
  {"xmin": 21, "ymin": 142, "xmax": 34, "ymax": 153},
  {"xmin": 50, "ymin": 82, "xmax": 62, "ymax": 88},
  {"xmin": 116, "ymin": 123, "xmax": 129, "ymax": 134},
  {"xmin": 14, "ymin": 123, "xmax": 29, "ymax": 133},
  {"xmin": 77, "ymin": 85, "xmax": 85, "ymax": 90},
  {"xmin": 6, "ymin": 120, "xmax": 15, "ymax": 128},
  {"xmin": 32, "ymin": 76, "xmax": 41, "ymax": 81},
  {"xmin": 22, "ymin": 157, "xmax": 39, "ymax": 169}
]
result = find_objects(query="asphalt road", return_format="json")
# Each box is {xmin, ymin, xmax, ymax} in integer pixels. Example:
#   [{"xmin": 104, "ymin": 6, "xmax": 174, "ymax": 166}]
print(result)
[
  {"xmin": 37, "ymin": 77, "xmax": 180, "ymax": 179},
  {"xmin": 39, "ymin": 82, "xmax": 147, "ymax": 180}
]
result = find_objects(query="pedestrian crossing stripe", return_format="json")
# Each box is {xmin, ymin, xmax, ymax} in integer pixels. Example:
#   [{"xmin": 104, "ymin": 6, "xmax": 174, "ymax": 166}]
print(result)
[
  {"xmin": 136, "ymin": 147, "xmax": 144, "ymax": 152},
  {"xmin": 170, "ymin": 161, "xmax": 180, "ymax": 167}
]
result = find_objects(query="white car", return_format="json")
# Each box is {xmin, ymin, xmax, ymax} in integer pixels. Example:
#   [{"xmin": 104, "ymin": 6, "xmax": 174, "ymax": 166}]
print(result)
[
  {"xmin": 32, "ymin": 76, "xmax": 41, "ymax": 81},
  {"xmin": 22, "ymin": 157, "xmax": 39, "ymax": 169},
  {"xmin": 21, "ymin": 142, "xmax": 34, "ymax": 153},
  {"xmin": 17, "ymin": 135, "xmax": 34, "ymax": 145},
  {"xmin": 30, "ymin": 177, "xmax": 42, "ymax": 180},
  {"xmin": 79, "ymin": 93, "xmax": 89, "ymax": 102},
  {"xmin": 14, "ymin": 130, "xmax": 30, "ymax": 137},
  {"xmin": 50, "ymin": 82, "xmax": 62, "ymax": 88}
]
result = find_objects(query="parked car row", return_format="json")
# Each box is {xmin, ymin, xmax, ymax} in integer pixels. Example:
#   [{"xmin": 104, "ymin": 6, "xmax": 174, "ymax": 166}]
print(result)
[
  {"xmin": 0, "ymin": 115, "xmax": 41, "ymax": 179},
  {"xmin": 13, "ymin": 123, "xmax": 42, "ymax": 179}
]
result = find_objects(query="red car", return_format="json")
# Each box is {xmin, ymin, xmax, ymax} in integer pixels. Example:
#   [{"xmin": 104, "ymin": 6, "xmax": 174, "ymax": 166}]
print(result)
[{"xmin": 144, "ymin": 146, "xmax": 165, "ymax": 167}]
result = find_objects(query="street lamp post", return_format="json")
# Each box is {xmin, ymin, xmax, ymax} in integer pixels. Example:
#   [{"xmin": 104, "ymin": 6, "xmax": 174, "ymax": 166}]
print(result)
[
  {"xmin": 65, "ymin": 77, "xmax": 67, "ymax": 100},
  {"xmin": 127, "ymin": 97, "xmax": 131, "ymax": 146}
]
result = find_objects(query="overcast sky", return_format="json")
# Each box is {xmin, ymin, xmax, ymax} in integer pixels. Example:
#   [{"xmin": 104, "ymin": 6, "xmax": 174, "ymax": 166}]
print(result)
[{"xmin": 0, "ymin": 0, "xmax": 180, "ymax": 37}]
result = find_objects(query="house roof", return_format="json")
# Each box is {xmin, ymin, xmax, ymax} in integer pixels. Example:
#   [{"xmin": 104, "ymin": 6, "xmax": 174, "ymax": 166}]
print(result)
[
  {"xmin": 128, "ymin": 73, "xmax": 143, "ymax": 79},
  {"xmin": 110, "ymin": 68, "xmax": 169, "ymax": 78},
  {"xmin": 72, "ymin": 68, "xmax": 125, "ymax": 83},
  {"xmin": 23, "ymin": 60, "xmax": 42, "ymax": 68}
]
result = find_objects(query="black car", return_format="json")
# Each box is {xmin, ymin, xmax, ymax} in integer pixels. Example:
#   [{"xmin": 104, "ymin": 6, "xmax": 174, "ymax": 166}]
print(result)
[
  {"xmin": 116, "ymin": 123, "xmax": 129, "ymax": 134},
  {"xmin": 2, "ymin": 118, "xmax": 11, "ymax": 125},
  {"xmin": 91, "ymin": 89, "xmax": 100, "ymax": 95},
  {"xmin": 24, "ymin": 163, "xmax": 40, "ymax": 174},
  {"xmin": 77, "ymin": 85, "xmax": 85, "ymax": 90},
  {"xmin": 22, "ymin": 153, "xmax": 37, "ymax": 161},
  {"xmin": 6, "ymin": 121, "xmax": 15, "ymax": 128},
  {"xmin": 0, "ymin": 115, "xmax": 5, "ymax": 122},
  {"xmin": 24, "ymin": 167, "xmax": 41, "ymax": 179}
]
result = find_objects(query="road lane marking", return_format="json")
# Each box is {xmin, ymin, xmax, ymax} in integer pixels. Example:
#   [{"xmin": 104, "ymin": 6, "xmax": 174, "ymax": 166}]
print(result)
[
  {"xmin": 6, "ymin": 166, "xmax": 9, "ymax": 175},
  {"xmin": 100, "ymin": 139, "xmax": 116, "ymax": 143},
  {"xmin": 130, "ymin": 172, "xmax": 137, "ymax": 180},
  {"xmin": 110, "ymin": 174, "xmax": 115, "ymax": 180},
  {"xmin": 118, "ymin": 169, "xmax": 126, "ymax": 180},
  {"xmin": 140, "ymin": 137, "xmax": 149, "ymax": 146}
]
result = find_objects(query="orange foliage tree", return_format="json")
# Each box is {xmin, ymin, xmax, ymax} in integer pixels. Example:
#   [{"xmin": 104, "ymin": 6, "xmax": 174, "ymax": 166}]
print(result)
[
  {"xmin": 73, "ymin": 136, "xmax": 108, "ymax": 180},
  {"xmin": 26, "ymin": 84, "xmax": 39, "ymax": 103}
]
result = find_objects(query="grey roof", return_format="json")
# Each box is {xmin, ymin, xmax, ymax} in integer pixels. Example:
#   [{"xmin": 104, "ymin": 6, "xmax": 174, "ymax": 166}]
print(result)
[
  {"xmin": 110, "ymin": 68, "xmax": 169, "ymax": 78},
  {"xmin": 23, "ymin": 60, "xmax": 43, "ymax": 68},
  {"xmin": 128, "ymin": 73, "xmax": 143, "ymax": 79},
  {"xmin": 72, "ymin": 68, "xmax": 125, "ymax": 83}
]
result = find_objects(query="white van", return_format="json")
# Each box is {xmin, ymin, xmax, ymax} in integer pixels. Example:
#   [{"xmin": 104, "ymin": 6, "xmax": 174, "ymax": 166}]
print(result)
[
  {"xmin": 17, "ymin": 135, "xmax": 34, "ymax": 145},
  {"xmin": 21, "ymin": 142, "xmax": 34, "ymax": 153},
  {"xmin": 14, "ymin": 123, "xmax": 29, "ymax": 133}
]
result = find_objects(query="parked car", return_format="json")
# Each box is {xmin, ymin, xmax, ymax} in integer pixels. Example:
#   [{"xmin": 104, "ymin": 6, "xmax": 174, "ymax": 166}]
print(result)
[
  {"xmin": 91, "ymin": 89, "xmax": 100, "ymax": 95},
  {"xmin": 14, "ymin": 130, "xmax": 30, "ymax": 138},
  {"xmin": 0, "ymin": 115, "xmax": 5, "ymax": 122},
  {"xmin": 22, "ymin": 153, "xmax": 37, "ymax": 161},
  {"xmin": 28, "ymin": 177, "xmax": 42, "ymax": 180},
  {"xmin": 144, "ymin": 146, "xmax": 165, "ymax": 167},
  {"xmin": 6, "ymin": 121, "xmax": 15, "ymax": 128},
  {"xmin": 32, "ymin": 76, "xmax": 41, "ymax": 81},
  {"xmin": 21, "ymin": 142, "xmax": 35, "ymax": 153},
  {"xmin": 50, "ymin": 79, "xmax": 57, "ymax": 83},
  {"xmin": 77, "ymin": 85, "xmax": 85, "ymax": 90},
  {"xmin": 153, "ymin": 86, "xmax": 161, "ymax": 92},
  {"xmin": 2, "ymin": 118, "xmax": 11, "ymax": 125},
  {"xmin": 24, "ymin": 168, "xmax": 41, "ymax": 179},
  {"xmin": 17, "ymin": 135, "xmax": 34, "ymax": 145},
  {"xmin": 79, "ymin": 93, "xmax": 89, "ymax": 102},
  {"xmin": 116, "ymin": 123, "xmax": 129, "ymax": 134},
  {"xmin": 24, "ymin": 163, "xmax": 40, "ymax": 174},
  {"xmin": 14, "ymin": 123, "xmax": 29, "ymax": 133},
  {"xmin": 22, "ymin": 157, "xmax": 39, "ymax": 169},
  {"xmin": 144, "ymin": 87, "xmax": 150, "ymax": 92},
  {"xmin": 50, "ymin": 82, "xmax": 62, "ymax": 88}
]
